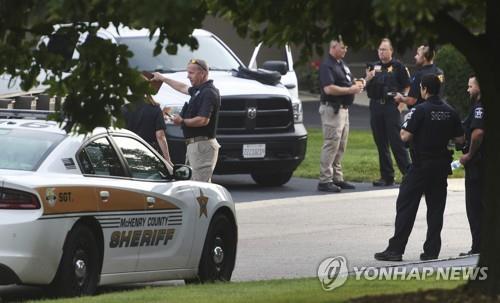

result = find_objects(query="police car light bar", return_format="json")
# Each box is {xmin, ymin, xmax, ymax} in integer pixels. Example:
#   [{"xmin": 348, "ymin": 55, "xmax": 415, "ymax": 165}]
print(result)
[
  {"xmin": 0, "ymin": 90, "xmax": 61, "ymax": 119},
  {"xmin": 0, "ymin": 108, "xmax": 54, "ymax": 119}
]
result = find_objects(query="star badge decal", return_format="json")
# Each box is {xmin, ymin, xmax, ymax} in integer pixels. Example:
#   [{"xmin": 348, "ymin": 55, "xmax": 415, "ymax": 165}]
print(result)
[{"xmin": 197, "ymin": 189, "xmax": 208, "ymax": 218}]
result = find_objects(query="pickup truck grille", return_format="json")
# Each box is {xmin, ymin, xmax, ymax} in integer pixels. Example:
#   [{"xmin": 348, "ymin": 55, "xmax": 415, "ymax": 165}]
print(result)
[{"xmin": 217, "ymin": 95, "xmax": 293, "ymax": 134}]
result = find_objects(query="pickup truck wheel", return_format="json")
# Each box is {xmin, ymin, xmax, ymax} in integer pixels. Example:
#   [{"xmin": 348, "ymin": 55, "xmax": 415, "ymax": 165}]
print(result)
[
  {"xmin": 195, "ymin": 213, "xmax": 237, "ymax": 283},
  {"xmin": 48, "ymin": 224, "xmax": 100, "ymax": 297},
  {"xmin": 251, "ymin": 171, "xmax": 293, "ymax": 186}
]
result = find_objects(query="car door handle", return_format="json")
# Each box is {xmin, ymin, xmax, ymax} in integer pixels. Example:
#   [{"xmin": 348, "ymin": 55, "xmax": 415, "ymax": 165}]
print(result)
[
  {"xmin": 99, "ymin": 191, "xmax": 110, "ymax": 203},
  {"xmin": 285, "ymin": 84, "xmax": 296, "ymax": 89},
  {"xmin": 146, "ymin": 196, "xmax": 156, "ymax": 208}
]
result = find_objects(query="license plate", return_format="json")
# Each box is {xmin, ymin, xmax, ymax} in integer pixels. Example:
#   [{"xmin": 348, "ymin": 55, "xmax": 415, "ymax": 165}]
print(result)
[{"xmin": 242, "ymin": 144, "xmax": 266, "ymax": 159}]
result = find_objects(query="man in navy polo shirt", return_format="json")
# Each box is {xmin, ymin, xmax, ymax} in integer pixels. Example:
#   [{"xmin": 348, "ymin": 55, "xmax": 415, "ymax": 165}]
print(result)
[
  {"xmin": 152, "ymin": 59, "xmax": 220, "ymax": 182},
  {"xmin": 317, "ymin": 38, "xmax": 364, "ymax": 192}
]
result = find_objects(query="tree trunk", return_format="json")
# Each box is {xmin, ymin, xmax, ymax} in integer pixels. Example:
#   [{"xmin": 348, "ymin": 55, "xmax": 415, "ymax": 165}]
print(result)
[{"xmin": 466, "ymin": 58, "xmax": 500, "ymax": 295}]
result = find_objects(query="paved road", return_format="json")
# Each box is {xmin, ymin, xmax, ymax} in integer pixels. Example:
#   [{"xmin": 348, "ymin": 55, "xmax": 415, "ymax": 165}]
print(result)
[
  {"xmin": 212, "ymin": 175, "xmax": 398, "ymax": 203},
  {"xmin": 230, "ymin": 179, "xmax": 472, "ymax": 281}
]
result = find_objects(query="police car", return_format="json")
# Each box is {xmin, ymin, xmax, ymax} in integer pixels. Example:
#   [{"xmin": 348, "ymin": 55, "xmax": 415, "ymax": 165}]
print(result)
[{"xmin": 0, "ymin": 105, "xmax": 237, "ymax": 296}]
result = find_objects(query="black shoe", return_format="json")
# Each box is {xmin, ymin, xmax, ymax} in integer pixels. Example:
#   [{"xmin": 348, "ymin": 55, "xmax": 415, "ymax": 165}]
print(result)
[
  {"xmin": 333, "ymin": 180, "xmax": 355, "ymax": 189},
  {"xmin": 420, "ymin": 253, "xmax": 438, "ymax": 261},
  {"xmin": 317, "ymin": 182, "xmax": 341, "ymax": 193},
  {"xmin": 372, "ymin": 179, "xmax": 394, "ymax": 187},
  {"xmin": 374, "ymin": 250, "xmax": 402, "ymax": 261},
  {"xmin": 459, "ymin": 250, "xmax": 479, "ymax": 256}
]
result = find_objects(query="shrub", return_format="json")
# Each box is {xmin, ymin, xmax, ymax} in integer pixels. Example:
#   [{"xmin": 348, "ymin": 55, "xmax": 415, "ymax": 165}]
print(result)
[
  {"xmin": 434, "ymin": 44, "xmax": 473, "ymax": 117},
  {"xmin": 296, "ymin": 60, "xmax": 321, "ymax": 94}
]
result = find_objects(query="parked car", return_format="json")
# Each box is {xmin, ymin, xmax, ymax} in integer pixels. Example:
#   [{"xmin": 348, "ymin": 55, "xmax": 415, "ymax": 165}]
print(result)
[{"xmin": 0, "ymin": 107, "xmax": 237, "ymax": 297}]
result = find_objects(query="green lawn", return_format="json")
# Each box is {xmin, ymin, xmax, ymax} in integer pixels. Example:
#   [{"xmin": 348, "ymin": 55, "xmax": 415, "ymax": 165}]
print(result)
[
  {"xmin": 294, "ymin": 128, "xmax": 465, "ymax": 182},
  {"xmin": 31, "ymin": 277, "xmax": 464, "ymax": 303}
]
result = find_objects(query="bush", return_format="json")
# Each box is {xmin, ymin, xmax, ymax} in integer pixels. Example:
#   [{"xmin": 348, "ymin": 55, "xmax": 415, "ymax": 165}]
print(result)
[
  {"xmin": 296, "ymin": 60, "xmax": 320, "ymax": 94},
  {"xmin": 434, "ymin": 44, "xmax": 473, "ymax": 117}
]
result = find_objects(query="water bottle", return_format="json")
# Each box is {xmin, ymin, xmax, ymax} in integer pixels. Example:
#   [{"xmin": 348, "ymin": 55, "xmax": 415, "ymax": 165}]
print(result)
[{"xmin": 451, "ymin": 160, "xmax": 461, "ymax": 170}]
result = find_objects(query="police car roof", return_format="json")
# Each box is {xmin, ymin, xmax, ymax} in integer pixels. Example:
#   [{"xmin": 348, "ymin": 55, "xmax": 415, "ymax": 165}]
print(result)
[
  {"xmin": 0, "ymin": 119, "xmax": 134, "ymax": 138},
  {"xmin": 0, "ymin": 119, "xmax": 67, "ymax": 135},
  {"xmin": 101, "ymin": 25, "xmax": 211, "ymax": 39}
]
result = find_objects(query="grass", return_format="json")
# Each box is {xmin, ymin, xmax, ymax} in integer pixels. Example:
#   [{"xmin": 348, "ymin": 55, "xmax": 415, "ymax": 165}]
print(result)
[
  {"xmin": 294, "ymin": 128, "xmax": 465, "ymax": 182},
  {"xmin": 29, "ymin": 277, "xmax": 464, "ymax": 303}
]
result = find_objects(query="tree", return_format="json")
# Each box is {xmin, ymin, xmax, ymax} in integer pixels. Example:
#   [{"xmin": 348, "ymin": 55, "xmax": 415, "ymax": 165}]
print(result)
[
  {"xmin": 1, "ymin": 0, "xmax": 498, "ymax": 296},
  {"xmin": 206, "ymin": 0, "xmax": 499, "ymax": 295}
]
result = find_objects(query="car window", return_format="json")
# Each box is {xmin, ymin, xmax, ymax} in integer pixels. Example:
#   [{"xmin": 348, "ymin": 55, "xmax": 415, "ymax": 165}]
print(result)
[
  {"xmin": 112, "ymin": 136, "xmax": 169, "ymax": 181},
  {"xmin": 117, "ymin": 35, "xmax": 241, "ymax": 72},
  {"xmin": 78, "ymin": 137, "xmax": 126, "ymax": 177},
  {"xmin": 0, "ymin": 128, "xmax": 64, "ymax": 171}
]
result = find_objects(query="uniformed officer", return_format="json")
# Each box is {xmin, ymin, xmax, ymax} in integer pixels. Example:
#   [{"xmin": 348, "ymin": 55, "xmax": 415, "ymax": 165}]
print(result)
[
  {"xmin": 459, "ymin": 75, "xmax": 485, "ymax": 256},
  {"xmin": 374, "ymin": 74, "xmax": 464, "ymax": 261},
  {"xmin": 123, "ymin": 75, "xmax": 172, "ymax": 165},
  {"xmin": 366, "ymin": 38, "xmax": 411, "ymax": 186},
  {"xmin": 395, "ymin": 44, "xmax": 444, "ymax": 108},
  {"xmin": 317, "ymin": 38, "xmax": 364, "ymax": 192},
  {"xmin": 152, "ymin": 59, "xmax": 221, "ymax": 182}
]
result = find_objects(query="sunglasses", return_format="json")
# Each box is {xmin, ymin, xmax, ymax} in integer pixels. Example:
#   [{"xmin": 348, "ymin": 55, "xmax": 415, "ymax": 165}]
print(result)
[{"xmin": 189, "ymin": 59, "xmax": 208, "ymax": 71}]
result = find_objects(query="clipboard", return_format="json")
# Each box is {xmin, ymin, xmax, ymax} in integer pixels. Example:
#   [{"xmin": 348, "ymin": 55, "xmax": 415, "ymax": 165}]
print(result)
[{"xmin": 141, "ymin": 71, "xmax": 162, "ymax": 95}]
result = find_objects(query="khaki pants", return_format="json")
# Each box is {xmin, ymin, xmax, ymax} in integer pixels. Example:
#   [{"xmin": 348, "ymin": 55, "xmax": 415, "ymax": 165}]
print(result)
[
  {"xmin": 186, "ymin": 138, "xmax": 220, "ymax": 182},
  {"xmin": 319, "ymin": 104, "xmax": 349, "ymax": 183}
]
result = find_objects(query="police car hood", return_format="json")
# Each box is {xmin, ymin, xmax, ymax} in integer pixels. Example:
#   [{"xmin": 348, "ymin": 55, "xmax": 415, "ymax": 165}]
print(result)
[{"xmin": 152, "ymin": 70, "xmax": 291, "ymax": 107}]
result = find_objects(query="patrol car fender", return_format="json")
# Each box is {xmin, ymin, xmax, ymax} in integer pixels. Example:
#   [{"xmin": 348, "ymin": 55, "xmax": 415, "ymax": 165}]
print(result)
[
  {"xmin": 185, "ymin": 185, "xmax": 236, "ymax": 271},
  {"xmin": 0, "ymin": 217, "xmax": 76, "ymax": 285}
]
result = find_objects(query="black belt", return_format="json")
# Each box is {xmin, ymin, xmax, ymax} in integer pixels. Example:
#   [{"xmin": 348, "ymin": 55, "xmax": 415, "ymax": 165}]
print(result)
[
  {"xmin": 321, "ymin": 101, "xmax": 349, "ymax": 109},
  {"xmin": 185, "ymin": 136, "xmax": 211, "ymax": 145},
  {"xmin": 372, "ymin": 98, "xmax": 388, "ymax": 104},
  {"xmin": 372, "ymin": 97, "xmax": 397, "ymax": 105}
]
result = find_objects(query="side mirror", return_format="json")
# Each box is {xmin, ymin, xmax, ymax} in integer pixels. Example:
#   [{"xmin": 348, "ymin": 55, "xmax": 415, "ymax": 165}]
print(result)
[
  {"xmin": 173, "ymin": 164, "xmax": 192, "ymax": 180},
  {"xmin": 262, "ymin": 60, "xmax": 288, "ymax": 75}
]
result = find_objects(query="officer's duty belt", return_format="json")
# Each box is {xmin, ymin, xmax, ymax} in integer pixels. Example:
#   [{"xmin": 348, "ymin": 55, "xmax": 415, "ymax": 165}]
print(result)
[
  {"xmin": 321, "ymin": 101, "xmax": 349, "ymax": 109},
  {"xmin": 372, "ymin": 98, "xmax": 391, "ymax": 105},
  {"xmin": 186, "ymin": 136, "xmax": 211, "ymax": 145}
]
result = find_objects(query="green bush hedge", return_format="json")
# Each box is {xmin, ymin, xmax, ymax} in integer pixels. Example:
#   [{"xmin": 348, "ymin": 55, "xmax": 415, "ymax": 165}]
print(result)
[{"xmin": 435, "ymin": 44, "xmax": 473, "ymax": 117}]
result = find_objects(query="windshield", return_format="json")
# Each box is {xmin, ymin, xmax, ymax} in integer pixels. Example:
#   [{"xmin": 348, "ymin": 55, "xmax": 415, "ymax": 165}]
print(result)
[
  {"xmin": 117, "ymin": 35, "xmax": 241, "ymax": 72},
  {"xmin": 0, "ymin": 128, "xmax": 65, "ymax": 171}
]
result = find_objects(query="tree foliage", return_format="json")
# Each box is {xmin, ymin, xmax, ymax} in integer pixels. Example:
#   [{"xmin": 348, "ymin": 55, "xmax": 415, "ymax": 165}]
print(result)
[
  {"xmin": 434, "ymin": 44, "xmax": 473, "ymax": 116},
  {"xmin": 0, "ymin": 0, "xmax": 207, "ymax": 132}
]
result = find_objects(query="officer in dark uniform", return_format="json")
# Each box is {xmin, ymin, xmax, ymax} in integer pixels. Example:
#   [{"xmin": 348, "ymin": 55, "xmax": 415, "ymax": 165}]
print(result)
[
  {"xmin": 459, "ymin": 75, "xmax": 485, "ymax": 256},
  {"xmin": 123, "ymin": 74, "xmax": 172, "ymax": 165},
  {"xmin": 374, "ymin": 74, "xmax": 464, "ymax": 261},
  {"xmin": 366, "ymin": 38, "xmax": 411, "ymax": 186},
  {"xmin": 395, "ymin": 44, "xmax": 444, "ymax": 109}
]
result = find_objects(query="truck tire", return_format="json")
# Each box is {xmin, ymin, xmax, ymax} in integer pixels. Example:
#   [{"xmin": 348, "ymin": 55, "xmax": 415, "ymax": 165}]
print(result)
[
  {"xmin": 48, "ymin": 224, "xmax": 100, "ymax": 297},
  {"xmin": 251, "ymin": 171, "xmax": 293, "ymax": 186},
  {"xmin": 195, "ymin": 213, "xmax": 237, "ymax": 283}
]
